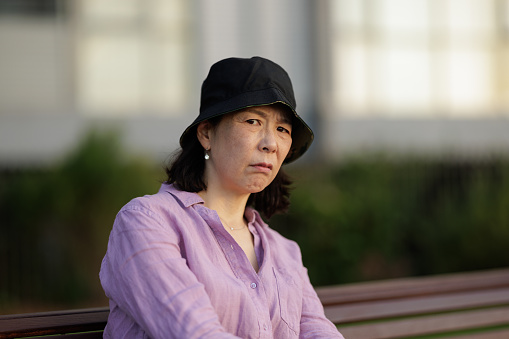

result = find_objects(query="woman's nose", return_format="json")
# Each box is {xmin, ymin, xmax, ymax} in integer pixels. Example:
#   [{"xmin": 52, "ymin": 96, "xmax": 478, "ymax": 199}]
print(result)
[{"xmin": 260, "ymin": 129, "xmax": 277, "ymax": 153}]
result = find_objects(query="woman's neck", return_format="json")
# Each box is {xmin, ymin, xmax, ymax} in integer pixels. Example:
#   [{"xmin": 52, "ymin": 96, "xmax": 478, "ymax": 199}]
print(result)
[{"xmin": 198, "ymin": 187, "xmax": 250, "ymax": 226}]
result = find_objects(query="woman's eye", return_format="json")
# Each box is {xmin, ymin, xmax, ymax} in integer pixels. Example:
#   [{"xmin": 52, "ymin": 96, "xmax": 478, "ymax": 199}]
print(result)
[{"xmin": 277, "ymin": 126, "xmax": 291, "ymax": 135}]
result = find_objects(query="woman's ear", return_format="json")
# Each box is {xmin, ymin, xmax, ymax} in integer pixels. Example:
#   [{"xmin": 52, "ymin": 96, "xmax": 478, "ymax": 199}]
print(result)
[{"xmin": 196, "ymin": 121, "xmax": 213, "ymax": 150}]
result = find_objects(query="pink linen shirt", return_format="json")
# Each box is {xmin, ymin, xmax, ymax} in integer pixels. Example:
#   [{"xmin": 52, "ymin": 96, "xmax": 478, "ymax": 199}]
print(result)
[{"xmin": 100, "ymin": 183, "xmax": 343, "ymax": 338}]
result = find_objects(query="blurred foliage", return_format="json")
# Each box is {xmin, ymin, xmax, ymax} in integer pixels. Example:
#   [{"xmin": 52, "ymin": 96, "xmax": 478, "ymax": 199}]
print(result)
[
  {"xmin": 0, "ymin": 130, "xmax": 162, "ymax": 313},
  {"xmin": 1, "ymin": 131, "xmax": 509, "ymax": 313},
  {"xmin": 273, "ymin": 156, "xmax": 509, "ymax": 286}
]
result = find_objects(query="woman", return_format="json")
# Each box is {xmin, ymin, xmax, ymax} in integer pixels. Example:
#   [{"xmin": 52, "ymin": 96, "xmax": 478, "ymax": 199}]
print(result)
[{"xmin": 100, "ymin": 57, "xmax": 343, "ymax": 338}]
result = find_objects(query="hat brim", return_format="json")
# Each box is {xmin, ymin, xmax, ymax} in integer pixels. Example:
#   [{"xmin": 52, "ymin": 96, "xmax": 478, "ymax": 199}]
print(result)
[{"xmin": 180, "ymin": 87, "xmax": 313, "ymax": 164}]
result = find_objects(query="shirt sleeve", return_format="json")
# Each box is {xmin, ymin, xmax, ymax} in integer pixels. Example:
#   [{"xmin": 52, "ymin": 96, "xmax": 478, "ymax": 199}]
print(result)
[
  {"xmin": 298, "ymin": 268, "xmax": 345, "ymax": 339},
  {"xmin": 100, "ymin": 205, "xmax": 240, "ymax": 339}
]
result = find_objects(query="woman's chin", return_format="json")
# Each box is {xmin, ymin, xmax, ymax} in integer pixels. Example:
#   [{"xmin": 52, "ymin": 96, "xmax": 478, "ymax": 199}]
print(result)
[{"xmin": 244, "ymin": 182, "xmax": 269, "ymax": 194}]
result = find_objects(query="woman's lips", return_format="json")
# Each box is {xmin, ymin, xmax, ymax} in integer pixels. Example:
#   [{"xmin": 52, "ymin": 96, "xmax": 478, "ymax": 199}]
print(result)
[{"xmin": 251, "ymin": 162, "xmax": 273, "ymax": 173}]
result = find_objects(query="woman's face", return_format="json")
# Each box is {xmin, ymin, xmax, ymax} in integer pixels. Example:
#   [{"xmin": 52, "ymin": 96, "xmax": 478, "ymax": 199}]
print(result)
[{"xmin": 197, "ymin": 104, "xmax": 293, "ymax": 196}]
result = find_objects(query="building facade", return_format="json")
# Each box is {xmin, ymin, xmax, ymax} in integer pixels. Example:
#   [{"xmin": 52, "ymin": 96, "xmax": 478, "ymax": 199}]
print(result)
[{"xmin": 1, "ymin": 0, "xmax": 509, "ymax": 167}]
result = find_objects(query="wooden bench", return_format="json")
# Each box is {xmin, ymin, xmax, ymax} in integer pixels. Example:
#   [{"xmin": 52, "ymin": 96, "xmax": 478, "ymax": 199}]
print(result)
[
  {"xmin": 0, "ymin": 308, "xmax": 108, "ymax": 339},
  {"xmin": 2, "ymin": 268, "xmax": 509, "ymax": 338},
  {"xmin": 316, "ymin": 268, "xmax": 509, "ymax": 338}
]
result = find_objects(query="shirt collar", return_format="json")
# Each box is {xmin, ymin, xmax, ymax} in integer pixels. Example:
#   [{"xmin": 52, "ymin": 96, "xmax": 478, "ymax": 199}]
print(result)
[
  {"xmin": 160, "ymin": 183, "xmax": 204, "ymax": 208},
  {"xmin": 245, "ymin": 206, "xmax": 267, "ymax": 228},
  {"xmin": 160, "ymin": 183, "xmax": 268, "ymax": 228}
]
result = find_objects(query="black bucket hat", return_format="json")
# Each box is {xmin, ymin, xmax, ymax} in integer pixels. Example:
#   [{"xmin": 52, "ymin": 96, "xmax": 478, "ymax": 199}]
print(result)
[{"xmin": 180, "ymin": 56, "xmax": 314, "ymax": 163}]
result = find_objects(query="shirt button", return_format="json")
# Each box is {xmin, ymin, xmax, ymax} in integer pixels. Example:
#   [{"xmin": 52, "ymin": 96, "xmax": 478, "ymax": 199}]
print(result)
[
  {"xmin": 230, "ymin": 244, "xmax": 234, "ymax": 249},
  {"xmin": 263, "ymin": 324, "xmax": 268, "ymax": 331},
  {"xmin": 250, "ymin": 282, "xmax": 257, "ymax": 289}
]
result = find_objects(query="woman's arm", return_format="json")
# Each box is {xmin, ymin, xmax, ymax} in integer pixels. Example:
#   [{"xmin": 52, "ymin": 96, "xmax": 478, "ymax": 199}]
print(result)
[
  {"xmin": 298, "ymin": 268, "xmax": 345, "ymax": 338},
  {"xmin": 100, "ymin": 205, "xmax": 240, "ymax": 339}
]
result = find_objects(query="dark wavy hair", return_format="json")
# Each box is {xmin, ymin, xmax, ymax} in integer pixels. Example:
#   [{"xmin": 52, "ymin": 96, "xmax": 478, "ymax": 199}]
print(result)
[{"xmin": 165, "ymin": 114, "xmax": 292, "ymax": 219}]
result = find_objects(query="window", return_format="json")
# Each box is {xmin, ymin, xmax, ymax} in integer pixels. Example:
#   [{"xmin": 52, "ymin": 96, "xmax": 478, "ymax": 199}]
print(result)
[
  {"xmin": 329, "ymin": 0, "xmax": 509, "ymax": 118},
  {"xmin": 74, "ymin": 0, "xmax": 191, "ymax": 116}
]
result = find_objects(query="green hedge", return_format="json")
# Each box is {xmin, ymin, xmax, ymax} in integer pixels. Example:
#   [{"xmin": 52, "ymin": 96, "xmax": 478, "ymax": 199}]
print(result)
[
  {"xmin": 1, "ymin": 132, "xmax": 508, "ymax": 312},
  {"xmin": 273, "ymin": 157, "xmax": 509, "ymax": 286},
  {"xmin": 0, "ymin": 131, "xmax": 162, "ymax": 312}
]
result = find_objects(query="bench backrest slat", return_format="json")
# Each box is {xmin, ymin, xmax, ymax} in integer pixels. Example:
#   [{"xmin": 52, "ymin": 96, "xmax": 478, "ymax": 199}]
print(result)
[
  {"xmin": 338, "ymin": 306, "xmax": 509, "ymax": 339},
  {"xmin": 446, "ymin": 328, "xmax": 509, "ymax": 339},
  {"xmin": 0, "ymin": 308, "xmax": 109, "ymax": 339},
  {"xmin": 315, "ymin": 268, "xmax": 509, "ymax": 306},
  {"xmin": 325, "ymin": 287, "xmax": 509, "ymax": 324}
]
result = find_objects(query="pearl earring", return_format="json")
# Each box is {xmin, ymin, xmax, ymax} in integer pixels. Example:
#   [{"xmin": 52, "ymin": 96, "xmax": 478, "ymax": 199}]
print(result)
[{"xmin": 204, "ymin": 150, "xmax": 210, "ymax": 160}]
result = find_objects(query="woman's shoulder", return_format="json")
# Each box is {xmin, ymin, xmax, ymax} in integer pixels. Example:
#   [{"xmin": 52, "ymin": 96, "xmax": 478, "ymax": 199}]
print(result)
[
  {"xmin": 108, "ymin": 184, "xmax": 204, "ymax": 241},
  {"xmin": 115, "ymin": 183, "xmax": 201, "ymax": 226},
  {"xmin": 249, "ymin": 210, "xmax": 302, "ymax": 260},
  {"xmin": 122, "ymin": 183, "xmax": 200, "ymax": 211},
  {"xmin": 267, "ymin": 227, "xmax": 301, "ymax": 257},
  {"xmin": 263, "ymin": 226, "xmax": 304, "ymax": 269}
]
